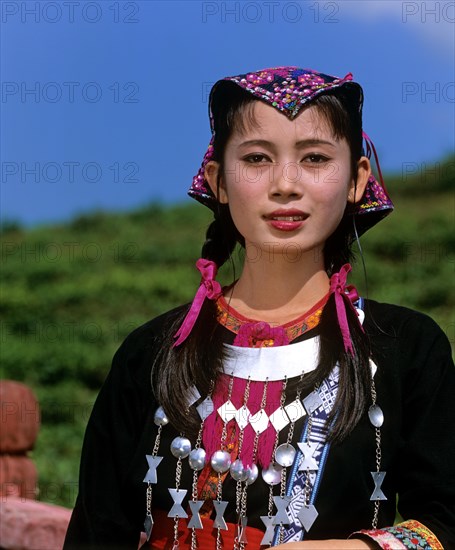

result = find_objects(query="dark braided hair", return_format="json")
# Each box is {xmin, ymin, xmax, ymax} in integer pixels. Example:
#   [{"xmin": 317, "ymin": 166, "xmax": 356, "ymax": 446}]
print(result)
[{"xmin": 201, "ymin": 205, "xmax": 243, "ymax": 265}]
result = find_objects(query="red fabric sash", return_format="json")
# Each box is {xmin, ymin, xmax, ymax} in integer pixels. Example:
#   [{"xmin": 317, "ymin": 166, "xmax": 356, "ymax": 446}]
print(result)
[{"xmin": 147, "ymin": 508, "xmax": 265, "ymax": 549}]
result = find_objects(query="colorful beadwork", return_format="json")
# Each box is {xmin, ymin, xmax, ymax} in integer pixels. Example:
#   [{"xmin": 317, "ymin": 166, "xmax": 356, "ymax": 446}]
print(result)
[{"xmin": 355, "ymin": 519, "xmax": 444, "ymax": 549}]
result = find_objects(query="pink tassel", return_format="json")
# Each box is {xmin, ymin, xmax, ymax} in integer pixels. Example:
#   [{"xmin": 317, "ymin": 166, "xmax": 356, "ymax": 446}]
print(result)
[
  {"xmin": 238, "ymin": 380, "xmax": 267, "ymax": 467},
  {"xmin": 257, "ymin": 381, "xmax": 283, "ymax": 467},
  {"xmin": 201, "ymin": 376, "xmax": 284, "ymax": 468},
  {"xmin": 173, "ymin": 259, "xmax": 222, "ymax": 347},
  {"xmin": 329, "ymin": 263, "xmax": 363, "ymax": 357},
  {"xmin": 238, "ymin": 380, "xmax": 283, "ymax": 468},
  {"xmin": 239, "ymin": 425, "xmax": 256, "ymax": 468}
]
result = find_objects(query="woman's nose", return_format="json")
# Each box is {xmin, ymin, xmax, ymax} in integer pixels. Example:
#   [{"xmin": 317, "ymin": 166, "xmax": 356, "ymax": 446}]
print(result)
[{"xmin": 269, "ymin": 162, "xmax": 304, "ymax": 199}]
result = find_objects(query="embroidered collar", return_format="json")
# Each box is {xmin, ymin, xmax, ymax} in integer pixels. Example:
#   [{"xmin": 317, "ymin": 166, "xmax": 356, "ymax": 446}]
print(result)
[{"xmin": 216, "ymin": 292, "xmax": 328, "ymax": 346}]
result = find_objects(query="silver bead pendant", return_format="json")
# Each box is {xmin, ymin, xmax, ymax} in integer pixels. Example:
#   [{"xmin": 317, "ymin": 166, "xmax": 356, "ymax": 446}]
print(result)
[
  {"xmin": 188, "ymin": 448, "xmax": 206, "ymax": 471},
  {"xmin": 262, "ymin": 462, "xmax": 283, "ymax": 485},
  {"xmin": 170, "ymin": 436, "xmax": 191, "ymax": 459},
  {"xmin": 211, "ymin": 450, "xmax": 231, "ymax": 473},
  {"xmin": 230, "ymin": 459, "xmax": 248, "ymax": 482},
  {"xmin": 275, "ymin": 443, "xmax": 296, "ymax": 468},
  {"xmin": 154, "ymin": 406, "xmax": 169, "ymax": 426},
  {"xmin": 368, "ymin": 404, "xmax": 384, "ymax": 428},
  {"xmin": 245, "ymin": 463, "xmax": 259, "ymax": 485}
]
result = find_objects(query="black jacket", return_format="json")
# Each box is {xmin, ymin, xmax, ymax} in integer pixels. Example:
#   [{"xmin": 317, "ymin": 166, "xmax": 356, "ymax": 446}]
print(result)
[{"xmin": 64, "ymin": 300, "xmax": 455, "ymax": 549}]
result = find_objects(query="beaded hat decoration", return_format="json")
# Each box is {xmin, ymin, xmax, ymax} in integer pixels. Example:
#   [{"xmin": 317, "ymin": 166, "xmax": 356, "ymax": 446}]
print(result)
[{"xmin": 189, "ymin": 66, "xmax": 394, "ymax": 236}]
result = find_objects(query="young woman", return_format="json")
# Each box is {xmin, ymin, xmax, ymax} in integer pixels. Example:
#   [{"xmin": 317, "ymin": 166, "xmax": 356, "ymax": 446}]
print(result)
[{"xmin": 64, "ymin": 67, "xmax": 455, "ymax": 549}]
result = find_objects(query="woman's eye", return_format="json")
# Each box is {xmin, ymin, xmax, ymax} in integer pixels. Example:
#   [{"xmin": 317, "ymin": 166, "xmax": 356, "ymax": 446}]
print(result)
[
  {"xmin": 304, "ymin": 154, "xmax": 329, "ymax": 164},
  {"xmin": 243, "ymin": 154, "xmax": 270, "ymax": 163}
]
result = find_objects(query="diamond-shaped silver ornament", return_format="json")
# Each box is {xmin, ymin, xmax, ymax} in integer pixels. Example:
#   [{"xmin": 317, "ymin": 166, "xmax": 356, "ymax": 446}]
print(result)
[
  {"xmin": 218, "ymin": 399, "xmax": 237, "ymax": 422},
  {"xmin": 269, "ymin": 407, "xmax": 290, "ymax": 432},
  {"xmin": 235, "ymin": 405, "xmax": 251, "ymax": 430},
  {"xmin": 196, "ymin": 396, "xmax": 214, "ymax": 420},
  {"xmin": 285, "ymin": 399, "xmax": 306, "ymax": 422},
  {"xmin": 297, "ymin": 504, "xmax": 318, "ymax": 532},
  {"xmin": 249, "ymin": 409, "xmax": 269, "ymax": 434}
]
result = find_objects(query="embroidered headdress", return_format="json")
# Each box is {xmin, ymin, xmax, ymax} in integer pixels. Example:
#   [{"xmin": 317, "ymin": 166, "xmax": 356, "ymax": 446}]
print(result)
[{"xmin": 189, "ymin": 66, "xmax": 393, "ymax": 236}]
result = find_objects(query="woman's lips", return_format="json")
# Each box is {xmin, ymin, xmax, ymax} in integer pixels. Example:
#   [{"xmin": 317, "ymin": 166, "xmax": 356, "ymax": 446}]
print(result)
[{"xmin": 264, "ymin": 210, "xmax": 309, "ymax": 231}]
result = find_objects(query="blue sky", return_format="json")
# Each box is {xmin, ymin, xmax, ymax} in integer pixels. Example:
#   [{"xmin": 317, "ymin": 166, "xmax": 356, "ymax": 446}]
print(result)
[{"xmin": 1, "ymin": 0, "xmax": 454, "ymax": 227}]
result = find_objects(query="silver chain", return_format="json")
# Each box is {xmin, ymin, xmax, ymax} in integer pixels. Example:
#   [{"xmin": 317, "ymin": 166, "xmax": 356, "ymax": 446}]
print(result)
[
  {"xmin": 215, "ymin": 376, "xmax": 235, "ymax": 550},
  {"xmin": 171, "ymin": 456, "xmax": 183, "ymax": 549},
  {"xmin": 235, "ymin": 377, "xmax": 251, "ymax": 518},
  {"xmin": 190, "ymin": 471, "xmax": 198, "ymax": 550},
  {"xmin": 216, "ymin": 473, "xmax": 223, "ymax": 550},
  {"xmin": 275, "ymin": 377, "xmax": 289, "ymax": 546},
  {"xmin": 371, "ymin": 377, "xmax": 382, "ymax": 529},
  {"xmin": 145, "ymin": 423, "xmax": 163, "ymax": 521}
]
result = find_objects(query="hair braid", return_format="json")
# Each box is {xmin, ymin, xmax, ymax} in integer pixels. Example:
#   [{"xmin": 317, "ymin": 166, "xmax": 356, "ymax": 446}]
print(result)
[
  {"xmin": 317, "ymin": 293, "xmax": 371, "ymax": 442},
  {"xmin": 201, "ymin": 204, "xmax": 243, "ymax": 268}
]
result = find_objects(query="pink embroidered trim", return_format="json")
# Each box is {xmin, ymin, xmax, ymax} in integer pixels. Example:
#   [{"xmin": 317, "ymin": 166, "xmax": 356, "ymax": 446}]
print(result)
[
  {"xmin": 173, "ymin": 259, "xmax": 222, "ymax": 347},
  {"xmin": 329, "ymin": 263, "xmax": 362, "ymax": 356}
]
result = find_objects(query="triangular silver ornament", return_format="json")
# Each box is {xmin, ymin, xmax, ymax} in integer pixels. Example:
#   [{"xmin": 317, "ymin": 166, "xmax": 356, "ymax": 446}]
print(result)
[{"xmin": 143, "ymin": 514, "xmax": 154, "ymax": 541}]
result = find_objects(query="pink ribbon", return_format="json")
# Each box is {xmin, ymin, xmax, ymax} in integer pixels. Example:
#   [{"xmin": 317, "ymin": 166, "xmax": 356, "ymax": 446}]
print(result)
[
  {"xmin": 173, "ymin": 259, "xmax": 222, "ymax": 347},
  {"xmin": 329, "ymin": 264, "xmax": 363, "ymax": 357}
]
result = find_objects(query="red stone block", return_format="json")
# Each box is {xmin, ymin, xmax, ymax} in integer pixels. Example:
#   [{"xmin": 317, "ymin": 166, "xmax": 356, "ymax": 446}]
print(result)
[
  {"xmin": 0, "ymin": 497, "xmax": 72, "ymax": 550},
  {"xmin": 0, "ymin": 381, "xmax": 40, "ymax": 453},
  {"xmin": 0, "ymin": 455, "xmax": 38, "ymax": 500}
]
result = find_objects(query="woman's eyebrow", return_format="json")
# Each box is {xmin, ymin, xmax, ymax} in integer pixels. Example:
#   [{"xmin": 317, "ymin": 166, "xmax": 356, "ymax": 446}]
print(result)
[
  {"xmin": 237, "ymin": 138, "xmax": 336, "ymax": 149},
  {"xmin": 294, "ymin": 138, "xmax": 336, "ymax": 148},
  {"xmin": 237, "ymin": 139, "xmax": 276, "ymax": 149}
]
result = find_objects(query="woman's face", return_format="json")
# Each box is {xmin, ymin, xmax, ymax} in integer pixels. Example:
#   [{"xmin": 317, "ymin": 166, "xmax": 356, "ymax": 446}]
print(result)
[{"xmin": 205, "ymin": 101, "xmax": 370, "ymax": 262}]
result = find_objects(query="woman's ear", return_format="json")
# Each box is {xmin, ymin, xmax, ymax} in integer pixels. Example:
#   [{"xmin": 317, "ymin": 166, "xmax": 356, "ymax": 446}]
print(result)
[
  {"xmin": 348, "ymin": 156, "xmax": 371, "ymax": 204},
  {"xmin": 204, "ymin": 161, "xmax": 228, "ymax": 204}
]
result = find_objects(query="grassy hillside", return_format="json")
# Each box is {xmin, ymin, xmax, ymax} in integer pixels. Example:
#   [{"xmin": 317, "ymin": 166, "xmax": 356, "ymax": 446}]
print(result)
[{"xmin": 1, "ymin": 156, "xmax": 453, "ymax": 508}]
